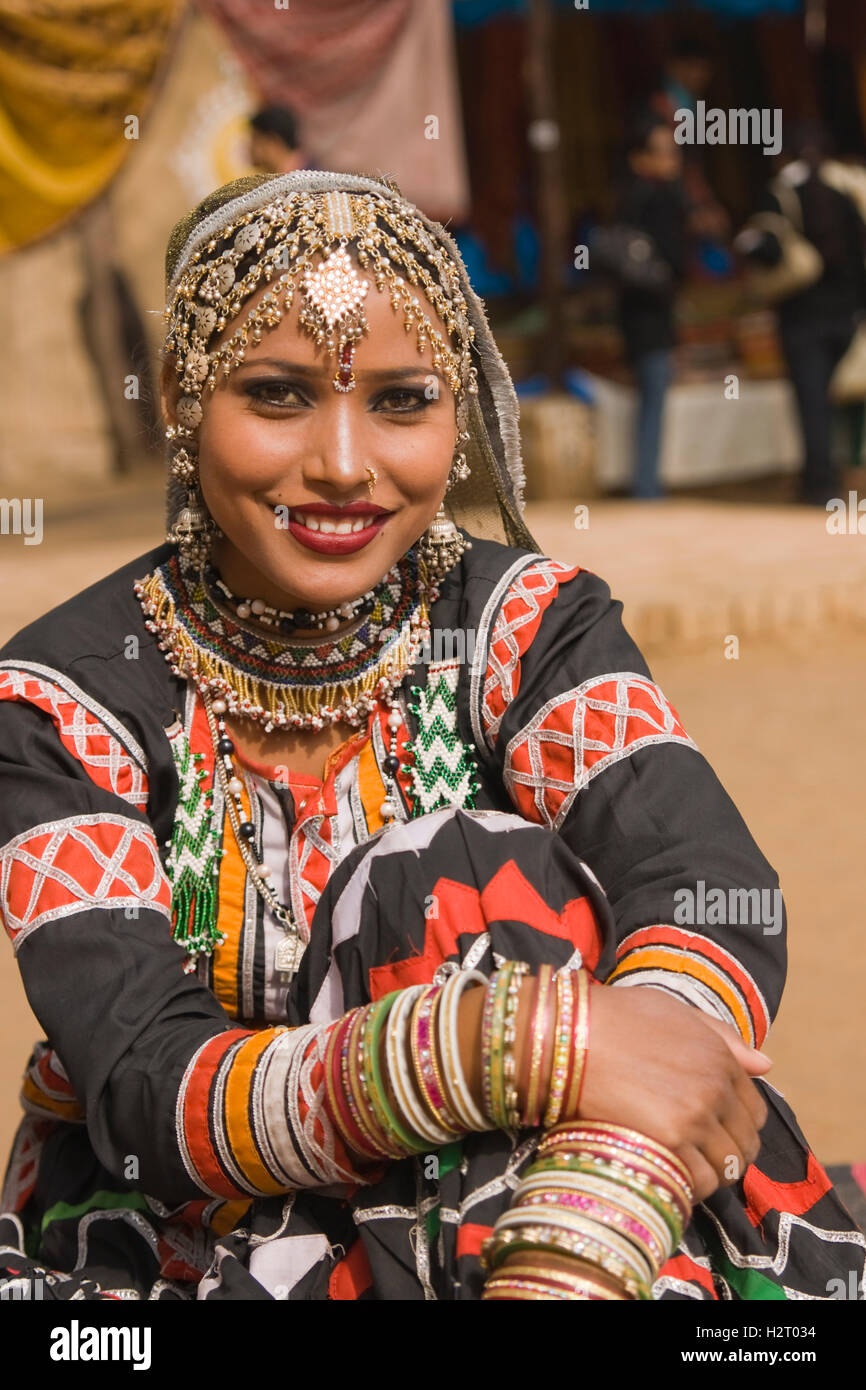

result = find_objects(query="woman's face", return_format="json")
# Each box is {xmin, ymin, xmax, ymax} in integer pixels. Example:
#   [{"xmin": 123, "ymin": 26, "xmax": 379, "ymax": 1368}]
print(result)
[{"xmin": 163, "ymin": 260, "xmax": 458, "ymax": 614}]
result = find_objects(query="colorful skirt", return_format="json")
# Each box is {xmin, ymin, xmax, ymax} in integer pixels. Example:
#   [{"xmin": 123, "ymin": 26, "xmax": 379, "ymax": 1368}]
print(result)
[{"xmin": 1, "ymin": 809, "xmax": 864, "ymax": 1300}]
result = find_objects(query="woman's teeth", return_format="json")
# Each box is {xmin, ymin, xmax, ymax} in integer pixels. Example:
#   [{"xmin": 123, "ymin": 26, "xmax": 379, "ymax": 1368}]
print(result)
[{"xmin": 289, "ymin": 512, "xmax": 372, "ymax": 534}]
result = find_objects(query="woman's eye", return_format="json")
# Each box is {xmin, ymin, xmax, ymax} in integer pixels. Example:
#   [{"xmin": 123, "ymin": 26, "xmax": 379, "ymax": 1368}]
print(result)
[
  {"xmin": 246, "ymin": 381, "xmax": 309, "ymax": 408},
  {"xmin": 375, "ymin": 388, "xmax": 428, "ymax": 413}
]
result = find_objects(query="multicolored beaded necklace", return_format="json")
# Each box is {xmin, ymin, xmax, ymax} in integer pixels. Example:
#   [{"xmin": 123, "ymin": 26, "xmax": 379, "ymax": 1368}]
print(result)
[
  {"xmin": 135, "ymin": 548, "xmax": 429, "ymax": 732},
  {"xmin": 138, "ymin": 551, "xmax": 482, "ymax": 978}
]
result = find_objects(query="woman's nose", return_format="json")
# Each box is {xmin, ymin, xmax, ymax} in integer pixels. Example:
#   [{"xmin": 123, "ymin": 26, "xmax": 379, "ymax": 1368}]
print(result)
[{"xmin": 302, "ymin": 404, "xmax": 371, "ymax": 492}]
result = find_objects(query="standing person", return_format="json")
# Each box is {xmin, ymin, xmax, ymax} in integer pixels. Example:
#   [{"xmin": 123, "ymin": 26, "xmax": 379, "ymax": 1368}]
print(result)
[
  {"xmin": 736, "ymin": 123, "xmax": 866, "ymax": 506},
  {"xmin": 617, "ymin": 113, "xmax": 687, "ymax": 499},
  {"xmin": 649, "ymin": 35, "xmax": 729, "ymax": 245}
]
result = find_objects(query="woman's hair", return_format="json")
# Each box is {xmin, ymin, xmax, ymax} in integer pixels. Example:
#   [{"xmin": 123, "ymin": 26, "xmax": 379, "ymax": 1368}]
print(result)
[
  {"xmin": 162, "ymin": 171, "xmax": 536, "ymax": 552},
  {"xmin": 249, "ymin": 105, "xmax": 299, "ymax": 151}
]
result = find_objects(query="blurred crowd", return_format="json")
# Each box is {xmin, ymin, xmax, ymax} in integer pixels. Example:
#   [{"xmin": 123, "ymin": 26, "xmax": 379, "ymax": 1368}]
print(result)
[{"xmin": 596, "ymin": 37, "xmax": 866, "ymax": 506}]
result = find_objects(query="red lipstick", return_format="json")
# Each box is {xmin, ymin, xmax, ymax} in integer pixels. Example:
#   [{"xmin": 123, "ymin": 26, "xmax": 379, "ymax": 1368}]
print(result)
[{"xmin": 279, "ymin": 502, "xmax": 392, "ymax": 556}]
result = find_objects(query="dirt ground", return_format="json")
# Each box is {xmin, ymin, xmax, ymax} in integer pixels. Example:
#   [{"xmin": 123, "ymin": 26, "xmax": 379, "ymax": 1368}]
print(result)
[{"xmin": 0, "ymin": 484, "xmax": 863, "ymax": 1168}]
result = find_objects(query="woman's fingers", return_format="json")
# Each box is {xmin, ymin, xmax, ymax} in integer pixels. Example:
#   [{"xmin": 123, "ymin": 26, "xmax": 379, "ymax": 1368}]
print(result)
[
  {"xmin": 716, "ymin": 1090, "xmax": 763, "ymax": 1177},
  {"xmin": 697, "ymin": 1118, "xmax": 748, "ymax": 1192},
  {"xmin": 678, "ymin": 1143, "xmax": 721, "ymax": 1202},
  {"xmin": 733, "ymin": 1067, "xmax": 769, "ymax": 1134},
  {"xmin": 699, "ymin": 1014, "xmax": 773, "ymax": 1075}
]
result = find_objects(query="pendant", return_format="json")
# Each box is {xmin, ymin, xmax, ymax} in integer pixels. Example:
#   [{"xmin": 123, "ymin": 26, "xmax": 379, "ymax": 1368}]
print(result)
[{"xmin": 274, "ymin": 933, "xmax": 303, "ymax": 980}]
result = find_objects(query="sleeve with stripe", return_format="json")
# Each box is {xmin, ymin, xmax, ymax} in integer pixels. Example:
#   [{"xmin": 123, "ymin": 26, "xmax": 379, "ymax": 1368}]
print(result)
[
  {"xmin": 0, "ymin": 682, "xmax": 368, "ymax": 1207},
  {"xmin": 471, "ymin": 561, "xmax": 785, "ymax": 1046}
]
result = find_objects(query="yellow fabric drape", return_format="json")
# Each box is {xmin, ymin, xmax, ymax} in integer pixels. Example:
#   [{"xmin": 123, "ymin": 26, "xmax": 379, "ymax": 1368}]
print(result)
[{"xmin": 0, "ymin": 0, "xmax": 183, "ymax": 253}]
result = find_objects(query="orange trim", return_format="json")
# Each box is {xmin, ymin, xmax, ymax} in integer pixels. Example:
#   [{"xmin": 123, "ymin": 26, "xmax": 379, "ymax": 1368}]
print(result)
[
  {"xmin": 209, "ymin": 1198, "xmax": 254, "ymax": 1236},
  {"xmin": 181, "ymin": 1030, "xmax": 254, "ymax": 1197},
  {"xmin": 614, "ymin": 924, "xmax": 768, "ymax": 1044},
  {"xmin": 328, "ymin": 1238, "xmax": 374, "ymax": 1300},
  {"xmin": 608, "ymin": 947, "xmax": 753, "ymax": 1045},
  {"xmin": 20, "ymin": 1075, "xmax": 83, "ymax": 1121},
  {"xmin": 223, "ymin": 1030, "xmax": 288, "ymax": 1194},
  {"xmin": 357, "ymin": 738, "xmax": 387, "ymax": 834}
]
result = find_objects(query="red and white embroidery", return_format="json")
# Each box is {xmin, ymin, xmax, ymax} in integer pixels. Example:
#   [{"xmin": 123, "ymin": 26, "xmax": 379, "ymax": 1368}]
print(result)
[
  {"xmin": 0, "ymin": 663, "xmax": 147, "ymax": 811},
  {"xmin": 504, "ymin": 671, "xmax": 696, "ymax": 831},
  {"xmin": 473, "ymin": 559, "xmax": 580, "ymax": 752},
  {"xmin": 0, "ymin": 813, "xmax": 171, "ymax": 950}
]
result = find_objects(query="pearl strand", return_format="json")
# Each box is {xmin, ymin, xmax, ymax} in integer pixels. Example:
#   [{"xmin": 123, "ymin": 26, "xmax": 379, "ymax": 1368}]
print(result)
[{"xmin": 206, "ymin": 565, "xmax": 381, "ymax": 635}]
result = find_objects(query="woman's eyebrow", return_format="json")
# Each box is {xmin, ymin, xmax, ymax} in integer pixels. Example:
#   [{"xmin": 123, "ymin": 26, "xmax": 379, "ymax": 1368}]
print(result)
[{"xmin": 233, "ymin": 358, "xmax": 447, "ymax": 386}]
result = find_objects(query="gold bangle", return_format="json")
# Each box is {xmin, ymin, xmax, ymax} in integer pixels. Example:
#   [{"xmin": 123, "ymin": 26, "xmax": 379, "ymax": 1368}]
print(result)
[
  {"xmin": 563, "ymin": 967, "xmax": 590, "ymax": 1119},
  {"xmin": 523, "ymin": 963, "xmax": 553, "ymax": 1128},
  {"xmin": 542, "ymin": 970, "xmax": 574, "ymax": 1127}
]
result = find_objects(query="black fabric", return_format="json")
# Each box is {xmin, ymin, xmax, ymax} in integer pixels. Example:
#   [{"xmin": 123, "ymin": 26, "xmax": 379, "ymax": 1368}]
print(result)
[{"xmin": 0, "ymin": 539, "xmax": 861, "ymax": 1300}]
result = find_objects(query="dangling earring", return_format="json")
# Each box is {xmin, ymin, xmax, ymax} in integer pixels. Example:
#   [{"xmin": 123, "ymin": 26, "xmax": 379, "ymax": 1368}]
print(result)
[
  {"xmin": 445, "ymin": 430, "xmax": 471, "ymax": 493},
  {"xmin": 166, "ymin": 429, "xmax": 214, "ymax": 568},
  {"xmin": 419, "ymin": 501, "xmax": 471, "ymax": 587}
]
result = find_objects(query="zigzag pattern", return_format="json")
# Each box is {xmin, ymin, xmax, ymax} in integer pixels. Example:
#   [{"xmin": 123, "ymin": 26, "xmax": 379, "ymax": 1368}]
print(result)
[
  {"xmin": 408, "ymin": 662, "xmax": 477, "ymax": 815},
  {"xmin": 165, "ymin": 724, "xmax": 222, "ymax": 960}
]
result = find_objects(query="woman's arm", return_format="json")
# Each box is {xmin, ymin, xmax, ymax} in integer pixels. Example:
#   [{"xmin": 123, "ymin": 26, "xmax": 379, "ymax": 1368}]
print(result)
[
  {"xmin": 0, "ymin": 688, "xmax": 381, "ymax": 1206},
  {"xmin": 471, "ymin": 560, "xmax": 786, "ymax": 1049}
]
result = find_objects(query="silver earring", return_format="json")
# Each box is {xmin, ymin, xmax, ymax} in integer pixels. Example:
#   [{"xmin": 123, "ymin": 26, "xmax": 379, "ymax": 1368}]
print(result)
[
  {"xmin": 419, "ymin": 502, "xmax": 471, "ymax": 587},
  {"xmin": 166, "ymin": 429, "xmax": 214, "ymax": 567},
  {"xmin": 446, "ymin": 430, "xmax": 471, "ymax": 492}
]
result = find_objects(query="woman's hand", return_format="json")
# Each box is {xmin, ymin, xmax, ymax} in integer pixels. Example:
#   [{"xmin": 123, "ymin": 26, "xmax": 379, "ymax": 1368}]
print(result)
[{"xmin": 578, "ymin": 984, "xmax": 770, "ymax": 1202}]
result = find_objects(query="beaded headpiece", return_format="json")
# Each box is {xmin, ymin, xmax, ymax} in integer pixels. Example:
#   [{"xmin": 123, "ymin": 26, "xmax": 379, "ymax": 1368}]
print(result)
[{"xmin": 163, "ymin": 170, "xmax": 537, "ymax": 555}]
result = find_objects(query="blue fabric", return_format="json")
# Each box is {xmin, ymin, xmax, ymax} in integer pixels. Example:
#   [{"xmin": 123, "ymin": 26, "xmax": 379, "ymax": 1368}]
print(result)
[{"xmin": 633, "ymin": 347, "xmax": 673, "ymax": 499}]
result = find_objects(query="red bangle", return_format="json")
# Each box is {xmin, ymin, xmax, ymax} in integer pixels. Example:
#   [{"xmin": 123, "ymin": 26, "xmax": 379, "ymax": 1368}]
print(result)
[{"xmin": 324, "ymin": 1013, "xmax": 372, "ymax": 1160}]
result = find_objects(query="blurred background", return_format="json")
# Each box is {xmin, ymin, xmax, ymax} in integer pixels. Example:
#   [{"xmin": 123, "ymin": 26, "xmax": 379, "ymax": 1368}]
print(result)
[{"xmin": 0, "ymin": 0, "xmax": 864, "ymax": 1213}]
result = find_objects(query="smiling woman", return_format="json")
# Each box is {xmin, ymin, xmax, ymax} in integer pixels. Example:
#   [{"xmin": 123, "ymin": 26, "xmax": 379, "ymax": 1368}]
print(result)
[{"xmin": 0, "ymin": 171, "xmax": 863, "ymax": 1303}]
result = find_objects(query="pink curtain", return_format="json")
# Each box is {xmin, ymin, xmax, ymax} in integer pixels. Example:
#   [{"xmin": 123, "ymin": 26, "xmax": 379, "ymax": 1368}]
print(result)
[{"xmin": 198, "ymin": 0, "xmax": 469, "ymax": 221}]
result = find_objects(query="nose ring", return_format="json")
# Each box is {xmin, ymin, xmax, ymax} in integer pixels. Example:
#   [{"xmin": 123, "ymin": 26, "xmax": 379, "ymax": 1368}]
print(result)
[{"xmin": 366, "ymin": 467, "xmax": 378, "ymax": 497}]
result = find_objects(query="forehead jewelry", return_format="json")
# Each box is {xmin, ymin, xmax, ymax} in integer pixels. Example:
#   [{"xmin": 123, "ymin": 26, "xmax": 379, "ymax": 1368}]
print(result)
[
  {"xmin": 299, "ymin": 196, "xmax": 370, "ymax": 391},
  {"xmin": 165, "ymin": 186, "xmax": 477, "ymax": 443}
]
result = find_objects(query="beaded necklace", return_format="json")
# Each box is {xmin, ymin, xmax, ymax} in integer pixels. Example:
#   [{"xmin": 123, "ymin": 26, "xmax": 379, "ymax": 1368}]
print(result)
[
  {"xmin": 135, "ymin": 549, "xmax": 430, "ymax": 732},
  {"xmin": 145, "ymin": 551, "xmax": 483, "ymax": 979}
]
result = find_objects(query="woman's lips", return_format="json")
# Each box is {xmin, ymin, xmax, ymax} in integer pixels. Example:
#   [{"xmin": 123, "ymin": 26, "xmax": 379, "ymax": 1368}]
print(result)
[{"xmin": 284, "ymin": 508, "xmax": 389, "ymax": 555}]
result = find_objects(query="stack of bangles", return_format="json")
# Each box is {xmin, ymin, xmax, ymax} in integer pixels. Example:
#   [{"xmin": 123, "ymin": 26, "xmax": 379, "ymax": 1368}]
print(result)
[
  {"xmin": 481, "ymin": 1122, "xmax": 695, "ymax": 1301},
  {"xmin": 322, "ymin": 960, "xmax": 593, "ymax": 1161}
]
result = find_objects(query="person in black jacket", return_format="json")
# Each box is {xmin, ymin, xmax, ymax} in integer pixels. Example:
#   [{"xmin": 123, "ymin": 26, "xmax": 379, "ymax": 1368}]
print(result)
[
  {"xmin": 738, "ymin": 123, "xmax": 866, "ymax": 505},
  {"xmin": 617, "ymin": 113, "xmax": 688, "ymax": 499}
]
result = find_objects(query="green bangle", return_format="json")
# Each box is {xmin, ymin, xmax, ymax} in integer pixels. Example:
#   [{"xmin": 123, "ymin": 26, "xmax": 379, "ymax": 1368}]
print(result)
[{"xmin": 363, "ymin": 991, "xmax": 428, "ymax": 1156}]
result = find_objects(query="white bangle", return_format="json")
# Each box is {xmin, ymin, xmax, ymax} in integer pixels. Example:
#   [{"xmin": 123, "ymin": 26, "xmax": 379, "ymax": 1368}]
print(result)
[
  {"xmin": 386, "ymin": 986, "xmax": 453, "ymax": 1147},
  {"xmin": 438, "ymin": 968, "xmax": 492, "ymax": 1132}
]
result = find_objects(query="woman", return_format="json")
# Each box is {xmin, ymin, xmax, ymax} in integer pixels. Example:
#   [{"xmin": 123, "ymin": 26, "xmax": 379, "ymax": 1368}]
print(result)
[{"xmin": 0, "ymin": 171, "xmax": 862, "ymax": 1301}]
